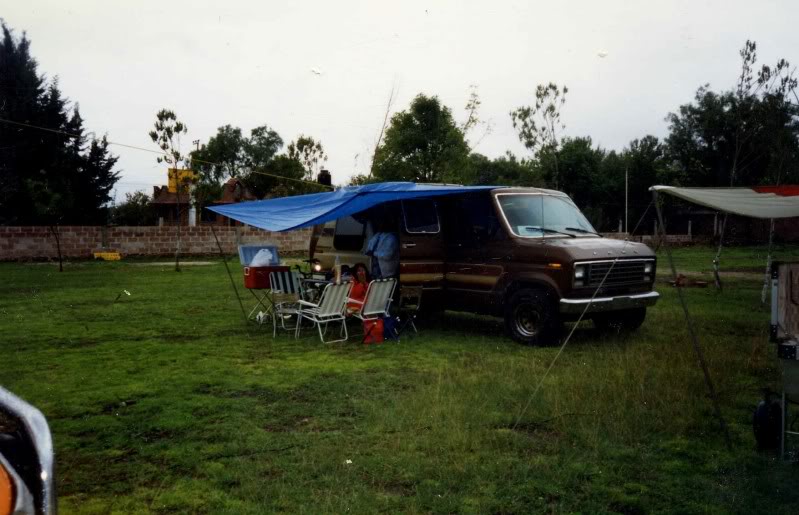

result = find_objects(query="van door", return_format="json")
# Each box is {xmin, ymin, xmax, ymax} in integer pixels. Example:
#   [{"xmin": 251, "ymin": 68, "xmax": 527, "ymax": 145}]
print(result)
[
  {"xmin": 313, "ymin": 216, "xmax": 369, "ymax": 270},
  {"xmin": 443, "ymin": 192, "xmax": 506, "ymax": 313},
  {"xmin": 399, "ymin": 199, "xmax": 445, "ymax": 297}
]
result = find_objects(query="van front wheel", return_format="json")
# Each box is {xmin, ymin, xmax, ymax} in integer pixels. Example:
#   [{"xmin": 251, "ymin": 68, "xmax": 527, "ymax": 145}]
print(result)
[{"xmin": 504, "ymin": 289, "xmax": 559, "ymax": 346}]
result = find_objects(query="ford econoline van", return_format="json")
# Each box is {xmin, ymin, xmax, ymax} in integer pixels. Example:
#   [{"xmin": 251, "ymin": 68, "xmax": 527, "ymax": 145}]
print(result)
[{"xmin": 311, "ymin": 187, "xmax": 659, "ymax": 344}]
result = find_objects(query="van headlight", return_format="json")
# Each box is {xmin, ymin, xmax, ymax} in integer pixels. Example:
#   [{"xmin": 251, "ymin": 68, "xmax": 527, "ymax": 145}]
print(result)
[
  {"xmin": 573, "ymin": 264, "xmax": 586, "ymax": 287},
  {"xmin": 643, "ymin": 261, "xmax": 653, "ymax": 281}
]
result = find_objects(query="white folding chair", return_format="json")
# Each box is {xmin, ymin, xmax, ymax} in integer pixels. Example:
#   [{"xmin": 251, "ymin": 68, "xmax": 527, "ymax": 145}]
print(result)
[
  {"xmin": 348, "ymin": 278, "xmax": 396, "ymax": 342},
  {"xmin": 269, "ymin": 270, "xmax": 304, "ymax": 337},
  {"xmin": 295, "ymin": 282, "xmax": 353, "ymax": 343}
]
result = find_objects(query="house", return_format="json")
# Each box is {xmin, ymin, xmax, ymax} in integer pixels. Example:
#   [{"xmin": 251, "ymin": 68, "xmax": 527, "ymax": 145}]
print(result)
[{"xmin": 204, "ymin": 178, "xmax": 258, "ymax": 226}]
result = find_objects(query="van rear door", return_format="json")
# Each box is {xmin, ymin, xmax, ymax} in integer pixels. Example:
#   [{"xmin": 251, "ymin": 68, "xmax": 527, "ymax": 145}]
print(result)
[{"xmin": 399, "ymin": 199, "xmax": 445, "ymax": 295}]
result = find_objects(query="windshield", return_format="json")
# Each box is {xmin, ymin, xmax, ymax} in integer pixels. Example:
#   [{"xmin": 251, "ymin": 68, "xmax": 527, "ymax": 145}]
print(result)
[{"xmin": 497, "ymin": 194, "xmax": 597, "ymax": 237}]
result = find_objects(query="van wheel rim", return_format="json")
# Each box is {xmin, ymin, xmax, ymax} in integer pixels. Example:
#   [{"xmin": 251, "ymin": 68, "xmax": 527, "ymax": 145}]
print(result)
[{"xmin": 513, "ymin": 304, "xmax": 540, "ymax": 337}]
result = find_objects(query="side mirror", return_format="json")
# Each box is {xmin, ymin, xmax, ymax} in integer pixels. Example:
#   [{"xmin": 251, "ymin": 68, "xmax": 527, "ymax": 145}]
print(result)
[{"xmin": 0, "ymin": 387, "xmax": 56, "ymax": 515}]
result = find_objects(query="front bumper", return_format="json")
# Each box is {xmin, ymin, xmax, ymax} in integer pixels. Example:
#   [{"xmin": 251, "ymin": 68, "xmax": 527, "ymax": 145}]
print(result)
[{"xmin": 559, "ymin": 291, "xmax": 660, "ymax": 314}]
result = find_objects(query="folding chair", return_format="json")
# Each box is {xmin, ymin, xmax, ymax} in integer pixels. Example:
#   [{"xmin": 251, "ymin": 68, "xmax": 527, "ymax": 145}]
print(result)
[
  {"xmin": 296, "ymin": 282, "xmax": 353, "ymax": 343},
  {"xmin": 348, "ymin": 278, "xmax": 397, "ymax": 343},
  {"xmin": 395, "ymin": 285, "xmax": 423, "ymax": 339},
  {"xmin": 269, "ymin": 270, "xmax": 304, "ymax": 337}
]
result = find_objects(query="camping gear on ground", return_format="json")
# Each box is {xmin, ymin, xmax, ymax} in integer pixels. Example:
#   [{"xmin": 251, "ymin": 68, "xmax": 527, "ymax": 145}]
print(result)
[
  {"xmin": 244, "ymin": 265, "xmax": 290, "ymax": 289},
  {"xmin": 395, "ymin": 285, "xmax": 423, "ymax": 339},
  {"xmin": 362, "ymin": 318, "xmax": 384, "ymax": 344},
  {"xmin": 238, "ymin": 245, "xmax": 280, "ymax": 266},
  {"xmin": 269, "ymin": 270, "xmax": 304, "ymax": 337},
  {"xmin": 769, "ymin": 261, "xmax": 799, "ymax": 460},
  {"xmin": 249, "ymin": 248, "xmax": 277, "ymax": 267},
  {"xmin": 296, "ymin": 281, "xmax": 353, "ymax": 343},
  {"xmin": 346, "ymin": 278, "xmax": 396, "ymax": 344},
  {"xmin": 240, "ymin": 244, "xmax": 289, "ymax": 321}
]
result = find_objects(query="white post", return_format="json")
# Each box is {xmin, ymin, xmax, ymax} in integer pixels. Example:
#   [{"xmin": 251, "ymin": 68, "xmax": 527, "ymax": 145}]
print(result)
[
  {"xmin": 624, "ymin": 167, "xmax": 628, "ymax": 234},
  {"xmin": 688, "ymin": 220, "xmax": 692, "ymax": 239},
  {"xmin": 618, "ymin": 219, "xmax": 623, "ymax": 233}
]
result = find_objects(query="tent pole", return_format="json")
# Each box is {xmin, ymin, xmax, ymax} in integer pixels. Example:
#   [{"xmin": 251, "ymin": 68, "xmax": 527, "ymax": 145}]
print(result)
[
  {"xmin": 653, "ymin": 191, "xmax": 733, "ymax": 451},
  {"xmin": 712, "ymin": 214, "xmax": 728, "ymax": 291},
  {"xmin": 211, "ymin": 224, "xmax": 250, "ymax": 327},
  {"xmin": 761, "ymin": 218, "xmax": 775, "ymax": 305}
]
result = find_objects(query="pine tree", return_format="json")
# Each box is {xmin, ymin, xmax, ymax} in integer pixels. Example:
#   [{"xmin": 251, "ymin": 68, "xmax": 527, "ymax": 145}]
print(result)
[{"xmin": 0, "ymin": 22, "xmax": 119, "ymax": 225}]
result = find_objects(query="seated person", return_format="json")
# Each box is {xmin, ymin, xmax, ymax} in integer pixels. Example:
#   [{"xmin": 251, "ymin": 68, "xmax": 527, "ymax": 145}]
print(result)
[{"xmin": 347, "ymin": 263, "xmax": 370, "ymax": 315}]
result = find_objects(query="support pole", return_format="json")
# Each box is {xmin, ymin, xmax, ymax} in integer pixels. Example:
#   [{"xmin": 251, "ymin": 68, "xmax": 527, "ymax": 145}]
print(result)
[
  {"xmin": 653, "ymin": 191, "xmax": 733, "ymax": 451},
  {"xmin": 211, "ymin": 224, "xmax": 250, "ymax": 327},
  {"xmin": 761, "ymin": 218, "xmax": 775, "ymax": 305},
  {"xmin": 713, "ymin": 214, "xmax": 728, "ymax": 291}
]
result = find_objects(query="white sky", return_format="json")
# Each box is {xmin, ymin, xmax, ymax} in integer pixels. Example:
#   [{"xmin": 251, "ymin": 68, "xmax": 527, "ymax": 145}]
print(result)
[{"xmin": 4, "ymin": 0, "xmax": 797, "ymax": 201}]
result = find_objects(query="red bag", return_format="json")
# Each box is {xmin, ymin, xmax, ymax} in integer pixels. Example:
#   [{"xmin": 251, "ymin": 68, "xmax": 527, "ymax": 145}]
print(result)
[{"xmin": 362, "ymin": 319, "xmax": 384, "ymax": 344}]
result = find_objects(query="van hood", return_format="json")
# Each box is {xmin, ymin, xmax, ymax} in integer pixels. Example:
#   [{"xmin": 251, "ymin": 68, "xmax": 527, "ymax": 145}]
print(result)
[{"xmin": 515, "ymin": 236, "xmax": 655, "ymax": 262}]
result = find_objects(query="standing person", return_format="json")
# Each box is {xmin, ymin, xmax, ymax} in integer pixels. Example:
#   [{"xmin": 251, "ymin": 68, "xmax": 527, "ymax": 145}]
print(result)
[{"xmin": 365, "ymin": 219, "xmax": 399, "ymax": 279}]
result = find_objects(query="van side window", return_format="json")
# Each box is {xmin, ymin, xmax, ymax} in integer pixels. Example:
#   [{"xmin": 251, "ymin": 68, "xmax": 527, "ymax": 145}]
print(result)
[
  {"xmin": 402, "ymin": 199, "xmax": 440, "ymax": 234},
  {"xmin": 446, "ymin": 193, "xmax": 501, "ymax": 245},
  {"xmin": 333, "ymin": 216, "xmax": 365, "ymax": 251}
]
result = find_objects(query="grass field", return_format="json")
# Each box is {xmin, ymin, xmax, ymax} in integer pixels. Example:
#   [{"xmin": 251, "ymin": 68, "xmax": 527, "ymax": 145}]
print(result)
[{"xmin": 2, "ymin": 245, "xmax": 799, "ymax": 514}]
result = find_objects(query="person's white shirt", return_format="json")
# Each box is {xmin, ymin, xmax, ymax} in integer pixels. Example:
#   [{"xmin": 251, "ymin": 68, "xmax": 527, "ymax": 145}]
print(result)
[{"xmin": 366, "ymin": 232, "xmax": 399, "ymax": 278}]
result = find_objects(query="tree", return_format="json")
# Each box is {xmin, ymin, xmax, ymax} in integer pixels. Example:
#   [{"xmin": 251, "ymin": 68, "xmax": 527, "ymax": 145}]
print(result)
[
  {"xmin": 665, "ymin": 41, "xmax": 799, "ymax": 188},
  {"xmin": 372, "ymin": 94, "xmax": 471, "ymax": 183},
  {"xmin": 287, "ymin": 135, "xmax": 327, "ymax": 181},
  {"xmin": 461, "ymin": 85, "xmax": 492, "ymax": 148},
  {"xmin": 536, "ymin": 137, "xmax": 604, "ymax": 223},
  {"xmin": 149, "ymin": 109, "xmax": 189, "ymax": 271},
  {"xmin": 510, "ymin": 83, "xmax": 568, "ymax": 189},
  {"xmin": 191, "ymin": 124, "xmax": 284, "ymax": 209},
  {"xmin": 110, "ymin": 191, "xmax": 156, "ymax": 226},
  {"xmin": 243, "ymin": 154, "xmax": 308, "ymax": 198},
  {"xmin": 0, "ymin": 22, "xmax": 119, "ymax": 226},
  {"xmin": 468, "ymin": 152, "xmax": 541, "ymax": 186}
]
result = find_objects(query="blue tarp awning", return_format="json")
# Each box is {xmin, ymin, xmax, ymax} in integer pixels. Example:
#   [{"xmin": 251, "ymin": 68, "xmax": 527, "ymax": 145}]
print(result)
[{"xmin": 206, "ymin": 182, "xmax": 500, "ymax": 232}]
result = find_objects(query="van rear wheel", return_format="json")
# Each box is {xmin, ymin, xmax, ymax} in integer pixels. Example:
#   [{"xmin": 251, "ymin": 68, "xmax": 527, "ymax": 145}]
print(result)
[{"xmin": 504, "ymin": 289, "xmax": 559, "ymax": 346}]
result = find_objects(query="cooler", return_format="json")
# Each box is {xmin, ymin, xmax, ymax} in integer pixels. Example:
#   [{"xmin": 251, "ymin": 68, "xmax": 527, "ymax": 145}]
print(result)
[{"xmin": 244, "ymin": 265, "xmax": 289, "ymax": 289}]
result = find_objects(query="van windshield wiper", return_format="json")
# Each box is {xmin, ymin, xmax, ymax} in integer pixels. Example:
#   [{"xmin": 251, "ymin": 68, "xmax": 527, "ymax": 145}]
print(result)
[
  {"xmin": 564, "ymin": 227, "xmax": 600, "ymax": 235},
  {"xmin": 524, "ymin": 226, "xmax": 576, "ymax": 238}
]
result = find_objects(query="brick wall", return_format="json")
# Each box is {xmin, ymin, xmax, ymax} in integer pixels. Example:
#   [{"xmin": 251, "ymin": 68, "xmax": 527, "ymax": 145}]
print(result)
[{"xmin": 0, "ymin": 226, "xmax": 311, "ymax": 261}]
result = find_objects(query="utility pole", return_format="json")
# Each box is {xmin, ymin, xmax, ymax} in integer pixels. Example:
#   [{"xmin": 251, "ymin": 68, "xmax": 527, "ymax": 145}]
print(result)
[
  {"xmin": 193, "ymin": 139, "xmax": 200, "ymax": 152},
  {"xmin": 624, "ymin": 167, "xmax": 628, "ymax": 234}
]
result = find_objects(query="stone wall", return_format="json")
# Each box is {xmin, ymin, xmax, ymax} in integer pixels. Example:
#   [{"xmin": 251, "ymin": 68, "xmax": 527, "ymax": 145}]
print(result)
[{"xmin": 0, "ymin": 226, "xmax": 311, "ymax": 260}]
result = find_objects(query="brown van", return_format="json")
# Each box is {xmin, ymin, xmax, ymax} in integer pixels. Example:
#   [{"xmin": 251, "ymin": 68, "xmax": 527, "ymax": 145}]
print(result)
[{"xmin": 311, "ymin": 187, "xmax": 659, "ymax": 344}]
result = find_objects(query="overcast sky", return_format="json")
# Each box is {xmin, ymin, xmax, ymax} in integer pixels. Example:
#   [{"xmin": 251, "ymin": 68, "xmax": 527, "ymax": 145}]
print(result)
[{"xmin": 4, "ymin": 0, "xmax": 797, "ymax": 200}]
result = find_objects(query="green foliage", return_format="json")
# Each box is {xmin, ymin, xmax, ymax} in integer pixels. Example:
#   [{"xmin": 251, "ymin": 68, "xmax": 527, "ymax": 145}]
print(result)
[
  {"xmin": 243, "ymin": 154, "xmax": 310, "ymax": 198},
  {"xmin": 287, "ymin": 135, "xmax": 328, "ymax": 181},
  {"xmin": 148, "ymin": 109, "xmax": 188, "ymax": 171},
  {"xmin": 0, "ymin": 22, "xmax": 119, "ymax": 225},
  {"xmin": 373, "ymin": 94, "xmax": 471, "ymax": 183},
  {"xmin": 510, "ymin": 83, "xmax": 568, "ymax": 188},
  {"xmin": 665, "ymin": 41, "xmax": 799, "ymax": 187},
  {"xmin": 469, "ymin": 152, "xmax": 542, "ymax": 186},
  {"xmin": 2, "ymin": 247, "xmax": 799, "ymax": 512},
  {"xmin": 110, "ymin": 191, "xmax": 156, "ymax": 226},
  {"xmin": 191, "ymin": 125, "xmax": 247, "ymax": 182}
]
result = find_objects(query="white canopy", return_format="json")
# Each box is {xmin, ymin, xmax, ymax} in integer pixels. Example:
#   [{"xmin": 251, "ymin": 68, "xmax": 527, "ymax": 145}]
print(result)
[{"xmin": 650, "ymin": 185, "xmax": 799, "ymax": 219}]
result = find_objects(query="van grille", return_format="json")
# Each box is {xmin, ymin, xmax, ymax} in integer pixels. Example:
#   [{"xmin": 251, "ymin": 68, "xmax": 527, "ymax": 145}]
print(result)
[{"xmin": 586, "ymin": 259, "xmax": 652, "ymax": 288}]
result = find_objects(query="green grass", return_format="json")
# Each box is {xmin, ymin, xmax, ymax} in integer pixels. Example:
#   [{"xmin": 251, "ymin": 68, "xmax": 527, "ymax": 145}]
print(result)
[{"xmin": 1, "ymin": 246, "xmax": 798, "ymax": 514}]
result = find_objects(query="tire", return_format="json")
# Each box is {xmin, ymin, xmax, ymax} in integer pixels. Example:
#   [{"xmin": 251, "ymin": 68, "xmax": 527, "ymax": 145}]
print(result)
[
  {"xmin": 504, "ymin": 288, "xmax": 560, "ymax": 345},
  {"xmin": 593, "ymin": 308, "xmax": 647, "ymax": 333}
]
